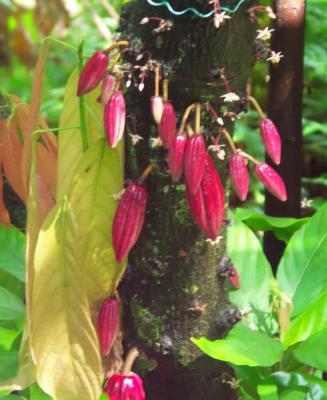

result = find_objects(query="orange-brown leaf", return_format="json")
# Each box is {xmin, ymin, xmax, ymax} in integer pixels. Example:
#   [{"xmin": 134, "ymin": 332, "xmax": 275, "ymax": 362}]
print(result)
[
  {"xmin": 0, "ymin": 174, "xmax": 11, "ymax": 227},
  {"xmin": 36, "ymin": 143, "xmax": 57, "ymax": 200}
]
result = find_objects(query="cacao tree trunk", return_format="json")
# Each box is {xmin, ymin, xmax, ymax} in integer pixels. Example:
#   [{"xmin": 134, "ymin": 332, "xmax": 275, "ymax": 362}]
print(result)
[{"xmin": 119, "ymin": 1, "xmax": 256, "ymax": 398}]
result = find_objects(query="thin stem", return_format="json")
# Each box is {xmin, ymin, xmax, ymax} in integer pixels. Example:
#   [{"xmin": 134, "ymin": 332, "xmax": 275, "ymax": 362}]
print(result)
[
  {"xmin": 104, "ymin": 40, "xmax": 129, "ymax": 54},
  {"xmin": 154, "ymin": 64, "xmax": 160, "ymax": 97},
  {"xmin": 220, "ymin": 128, "xmax": 237, "ymax": 153},
  {"xmin": 78, "ymin": 42, "xmax": 89, "ymax": 152},
  {"xmin": 44, "ymin": 36, "xmax": 78, "ymax": 51},
  {"xmin": 186, "ymin": 123, "xmax": 194, "ymax": 137},
  {"xmin": 32, "ymin": 125, "xmax": 80, "ymax": 136},
  {"xmin": 248, "ymin": 96, "xmax": 266, "ymax": 119},
  {"xmin": 138, "ymin": 164, "xmax": 157, "ymax": 185},
  {"xmin": 122, "ymin": 347, "xmax": 140, "ymax": 375},
  {"xmin": 195, "ymin": 103, "xmax": 201, "ymax": 133},
  {"xmin": 220, "ymin": 68, "xmax": 232, "ymax": 93},
  {"xmin": 237, "ymin": 149, "xmax": 258, "ymax": 165},
  {"xmin": 178, "ymin": 103, "xmax": 196, "ymax": 134},
  {"xmin": 162, "ymin": 79, "xmax": 169, "ymax": 102},
  {"xmin": 109, "ymin": 53, "xmax": 122, "ymax": 73}
]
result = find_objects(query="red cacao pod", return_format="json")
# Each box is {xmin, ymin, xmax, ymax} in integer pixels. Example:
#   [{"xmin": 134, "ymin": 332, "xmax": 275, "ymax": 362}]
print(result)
[
  {"xmin": 97, "ymin": 297, "xmax": 121, "ymax": 356},
  {"xmin": 186, "ymin": 155, "xmax": 225, "ymax": 240},
  {"xmin": 228, "ymin": 265, "xmax": 240, "ymax": 289},
  {"xmin": 104, "ymin": 373, "xmax": 145, "ymax": 400},
  {"xmin": 98, "ymin": 74, "xmax": 115, "ymax": 105},
  {"xmin": 150, "ymin": 96, "xmax": 164, "ymax": 124},
  {"xmin": 77, "ymin": 51, "xmax": 109, "ymax": 96},
  {"xmin": 157, "ymin": 101, "xmax": 176, "ymax": 149},
  {"xmin": 260, "ymin": 118, "xmax": 282, "ymax": 165},
  {"xmin": 229, "ymin": 154, "xmax": 249, "ymax": 201},
  {"xmin": 112, "ymin": 184, "xmax": 148, "ymax": 262},
  {"xmin": 184, "ymin": 134, "xmax": 206, "ymax": 195},
  {"xmin": 255, "ymin": 162, "xmax": 287, "ymax": 201},
  {"xmin": 104, "ymin": 91, "xmax": 126, "ymax": 148},
  {"xmin": 168, "ymin": 134, "xmax": 187, "ymax": 182}
]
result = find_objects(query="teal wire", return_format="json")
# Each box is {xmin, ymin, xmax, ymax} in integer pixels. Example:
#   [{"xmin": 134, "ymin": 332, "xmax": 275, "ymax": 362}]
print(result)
[{"xmin": 146, "ymin": 0, "xmax": 246, "ymax": 17}]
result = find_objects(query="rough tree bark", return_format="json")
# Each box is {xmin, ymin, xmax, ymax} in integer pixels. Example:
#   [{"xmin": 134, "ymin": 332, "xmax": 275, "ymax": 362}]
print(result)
[
  {"xmin": 118, "ymin": 1, "xmax": 256, "ymax": 399},
  {"xmin": 264, "ymin": 0, "xmax": 306, "ymax": 270}
]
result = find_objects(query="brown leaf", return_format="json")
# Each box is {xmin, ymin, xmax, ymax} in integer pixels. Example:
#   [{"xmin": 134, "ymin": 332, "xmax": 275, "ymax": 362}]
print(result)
[
  {"xmin": 0, "ymin": 174, "xmax": 11, "ymax": 227},
  {"xmin": 36, "ymin": 143, "xmax": 57, "ymax": 200}
]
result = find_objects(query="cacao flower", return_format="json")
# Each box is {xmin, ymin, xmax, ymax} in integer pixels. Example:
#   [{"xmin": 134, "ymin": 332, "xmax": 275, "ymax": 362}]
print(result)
[
  {"xmin": 77, "ymin": 51, "xmax": 109, "ymax": 96},
  {"xmin": 97, "ymin": 297, "xmax": 121, "ymax": 356},
  {"xmin": 229, "ymin": 154, "xmax": 249, "ymax": 201},
  {"xmin": 112, "ymin": 183, "xmax": 148, "ymax": 262},
  {"xmin": 168, "ymin": 134, "xmax": 187, "ymax": 182},
  {"xmin": 260, "ymin": 118, "xmax": 282, "ymax": 165},
  {"xmin": 157, "ymin": 101, "xmax": 176, "ymax": 149},
  {"xmin": 255, "ymin": 162, "xmax": 287, "ymax": 201},
  {"xmin": 104, "ymin": 373, "xmax": 145, "ymax": 400},
  {"xmin": 184, "ymin": 134, "xmax": 206, "ymax": 195},
  {"xmin": 151, "ymin": 96, "xmax": 164, "ymax": 124},
  {"xmin": 228, "ymin": 265, "xmax": 240, "ymax": 289},
  {"xmin": 186, "ymin": 155, "xmax": 225, "ymax": 240},
  {"xmin": 98, "ymin": 74, "xmax": 115, "ymax": 105},
  {"xmin": 104, "ymin": 91, "xmax": 126, "ymax": 148}
]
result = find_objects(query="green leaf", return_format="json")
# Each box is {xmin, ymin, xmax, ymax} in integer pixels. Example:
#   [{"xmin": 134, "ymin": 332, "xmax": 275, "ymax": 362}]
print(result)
[
  {"xmin": 30, "ymin": 199, "xmax": 103, "ymax": 400},
  {"xmin": 293, "ymin": 329, "xmax": 327, "ymax": 370},
  {"xmin": 0, "ymin": 351, "xmax": 19, "ymax": 381},
  {"xmin": 277, "ymin": 204, "xmax": 327, "ymax": 317},
  {"xmin": 0, "ymin": 327, "xmax": 20, "ymax": 351},
  {"xmin": 235, "ymin": 208, "xmax": 308, "ymax": 243},
  {"xmin": 227, "ymin": 215, "xmax": 276, "ymax": 333},
  {"xmin": 68, "ymin": 138, "xmax": 125, "ymax": 307},
  {"xmin": 0, "ymin": 287, "xmax": 25, "ymax": 321},
  {"xmin": 280, "ymin": 391, "xmax": 306, "ymax": 400},
  {"xmin": 28, "ymin": 383, "xmax": 52, "ymax": 399},
  {"xmin": 283, "ymin": 291, "xmax": 327, "ymax": 348},
  {"xmin": 192, "ymin": 323, "xmax": 283, "ymax": 367},
  {"xmin": 0, "ymin": 226, "xmax": 25, "ymax": 282},
  {"xmin": 257, "ymin": 384, "xmax": 278, "ymax": 400}
]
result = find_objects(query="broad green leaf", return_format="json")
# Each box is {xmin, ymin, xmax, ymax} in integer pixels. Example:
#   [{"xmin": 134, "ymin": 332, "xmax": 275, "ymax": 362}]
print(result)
[
  {"xmin": 0, "ymin": 287, "xmax": 25, "ymax": 321},
  {"xmin": 28, "ymin": 383, "xmax": 52, "ymax": 400},
  {"xmin": 192, "ymin": 323, "xmax": 283, "ymax": 367},
  {"xmin": 68, "ymin": 139, "xmax": 125, "ymax": 307},
  {"xmin": 258, "ymin": 384, "xmax": 278, "ymax": 400},
  {"xmin": 57, "ymin": 67, "xmax": 123, "ymax": 201},
  {"xmin": 235, "ymin": 208, "xmax": 308, "ymax": 243},
  {"xmin": 277, "ymin": 204, "xmax": 327, "ymax": 317},
  {"xmin": 293, "ymin": 329, "xmax": 327, "ymax": 370},
  {"xmin": 283, "ymin": 291, "xmax": 327, "ymax": 347},
  {"xmin": 0, "ymin": 351, "xmax": 19, "ymax": 380},
  {"xmin": 0, "ymin": 226, "xmax": 25, "ymax": 282},
  {"xmin": 227, "ymin": 215, "xmax": 275, "ymax": 332},
  {"xmin": 280, "ymin": 391, "xmax": 305, "ymax": 400},
  {"xmin": 0, "ymin": 327, "xmax": 20, "ymax": 351},
  {"xmin": 30, "ymin": 199, "xmax": 103, "ymax": 400}
]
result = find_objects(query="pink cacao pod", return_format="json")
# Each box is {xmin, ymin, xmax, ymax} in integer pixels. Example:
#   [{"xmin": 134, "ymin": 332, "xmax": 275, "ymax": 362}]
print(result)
[
  {"xmin": 151, "ymin": 96, "xmax": 164, "ymax": 124},
  {"xmin": 98, "ymin": 74, "xmax": 115, "ymax": 105},
  {"xmin": 260, "ymin": 118, "xmax": 282, "ymax": 165},
  {"xmin": 104, "ymin": 91, "xmax": 126, "ymax": 148},
  {"xmin": 168, "ymin": 134, "xmax": 187, "ymax": 182},
  {"xmin": 184, "ymin": 134, "xmax": 206, "ymax": 195},
  {"xmin": 104, "ymin": 373, "xmax": 145, "ymax": 400},
  {"xmin": 229, "ymin": 154, "xmax": 249, "ymax": 201},
  {"xmin": 157, "ymin": 101, "xmax": 176, "ymax": 149},
  {"xmin": 255, "ymin": 162, "xmax": 287, "ymax": 201},
  {"xmin": 186, "ymin": 155, "xmax": 225, "ymax": 240},
  {"xmin": 112, "ymin": 183, "xmax": 148, "ymax": 262},
  {"xmin": 77, "ymin": 51, "xmax": 109, "ymax": 96},
  {"xmin": 97, "ymin": 297, "xmax": 121, "ymax": 356},
  {"xmin": 228, "ymin": 265, "xmax": 240, "ymax": 289}
]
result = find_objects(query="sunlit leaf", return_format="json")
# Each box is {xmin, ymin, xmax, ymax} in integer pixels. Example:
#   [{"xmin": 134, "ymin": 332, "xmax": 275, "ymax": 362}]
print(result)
[
  {"xmin": 0, "ymin": 225, "xmax": 25, "ymax": 282},
  {"xmin": 293, "ymin": 329, "xmax": 327, "ymax": 370},
  {"xmin": 30, "ymin": 199, "xmax": 103, "ymax": 400}
]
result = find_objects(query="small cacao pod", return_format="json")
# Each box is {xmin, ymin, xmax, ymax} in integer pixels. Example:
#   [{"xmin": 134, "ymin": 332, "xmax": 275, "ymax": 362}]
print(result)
[
  {"xmin": 112, "ymin": 183, "xmax": 148, "ymax": 262},
  {"xmin": 157, "ymin": 101, "xmax": 176, "ymax": 149},
  {"xmin": 98, "ymin": 74, "xmax": 115, "ymax": 105},
  {"xmin": 255, "ymin": 162, "xmax": 287, "ymax": 201},
  {"xmin": 97, "ymin": 297, "xmax": 121, "ymax": 356},
  {"xmin": 260, "ymin": 118, "xmax": 282, "ymax": 165},
  {"xmin": 77, "ymin": 51, "xmax": 109, "ymax": 96},
  {"xmin": 186, "ymin": 155, "xmax": 225, "ymax": 240},
  {"xmin": 229, "ymin": 154, "xmax": 249, "ymax": 201},
  {"xmin": 104, "ymin": 91, "xmax": 126, "ymax": 148},
  {"xmin": 228, "ymin": 265, "xmax": 240, "ymax": 289},
  {"xmin": 184, "ymin": 134, "xmax": 206, "ymax": 195},
  {"xmin": 104, "ymin": 373, "xmax": 145, "ymax": 400},
  {"xmin": 151, "ymin": 96, "xmax": 164, "ymax": 124},
  {"xmin": 167, "ymin": 134, "xmax": 187, "ymax": 182}
]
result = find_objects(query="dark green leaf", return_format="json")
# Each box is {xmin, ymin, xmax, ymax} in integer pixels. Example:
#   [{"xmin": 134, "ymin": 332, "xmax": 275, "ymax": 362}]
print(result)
[
  {"xmin": 293, "ymin": 329, "xmax": 327, "ymax": 370},
  {"xmin": 0, "ymin": 351, "xmax": 19, "ymax": 380},
  {"xmin": 0, "ymin": 287, "xmax": 25, "ymax": 321},
  {"xmin": 0, "ymin": 226, "xmax": 25, "ymax": 282}
]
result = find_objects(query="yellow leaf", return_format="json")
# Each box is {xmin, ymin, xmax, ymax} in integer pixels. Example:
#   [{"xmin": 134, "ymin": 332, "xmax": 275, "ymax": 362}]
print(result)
[
  {"xmin": 30, "ymin": 198, "xmax": 103, "ymax": 400},
  {"xmin": 69, "ymin": 138, "xmax": 126, "ymax": 307}
]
